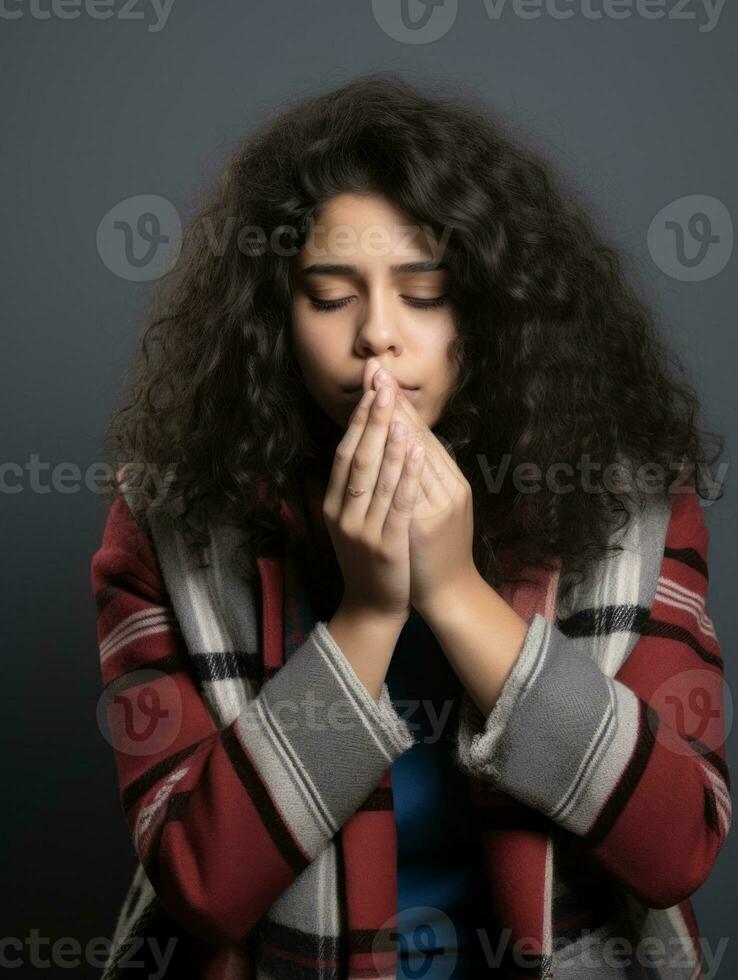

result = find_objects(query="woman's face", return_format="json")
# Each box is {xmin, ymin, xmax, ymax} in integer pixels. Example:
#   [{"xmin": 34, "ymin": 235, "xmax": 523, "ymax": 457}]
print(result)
[{"xmin": 291, "ymin": 192, "xmax": 460, "ymax": 433}]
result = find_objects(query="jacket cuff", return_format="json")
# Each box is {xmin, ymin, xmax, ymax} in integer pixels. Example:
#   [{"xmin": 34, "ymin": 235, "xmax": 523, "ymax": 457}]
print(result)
[
  {"xmin": 236, "ymin": 620, "xmax": 414, "ymax": 858},
  {"xmin": 313, "ymin": 619, "xmax": 416, "ymax": 757},
  {"xmin": 453, "ymin": 612, "xmax": 631, "ymax": 835}
]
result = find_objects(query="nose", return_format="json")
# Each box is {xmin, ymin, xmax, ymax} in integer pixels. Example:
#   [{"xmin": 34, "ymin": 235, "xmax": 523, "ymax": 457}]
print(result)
[{"xmin": 353, "ymin": 287, "xmax": 404, "ymax": 358}]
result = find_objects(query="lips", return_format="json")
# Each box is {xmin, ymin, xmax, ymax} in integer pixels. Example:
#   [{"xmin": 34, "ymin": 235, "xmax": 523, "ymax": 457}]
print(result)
[
  {"xmin": 342, "ymin": 384, "xmax": 421, "ymax": 405},
  {"xmin": 343, "ymin": 385, "xmax": 419, "ymax": 393}
]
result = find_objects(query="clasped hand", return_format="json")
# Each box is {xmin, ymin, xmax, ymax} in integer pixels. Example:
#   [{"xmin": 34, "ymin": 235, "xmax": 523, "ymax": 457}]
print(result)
[{"xmin": 323, "ymin": 356, "xmax": 476, "ymax": 620}]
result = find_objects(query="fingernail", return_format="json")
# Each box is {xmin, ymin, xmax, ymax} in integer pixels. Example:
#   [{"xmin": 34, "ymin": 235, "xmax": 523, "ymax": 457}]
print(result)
[
  {"xmin": 376, "ymin": 369, "xmax": 391, "ymax": 385},
  {"xmin": 377, "ymin": 386, "xmax": 391, "ymax": 406}
]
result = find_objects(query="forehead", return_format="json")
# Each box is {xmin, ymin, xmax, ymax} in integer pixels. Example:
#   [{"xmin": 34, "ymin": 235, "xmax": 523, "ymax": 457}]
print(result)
[
  {"xmin": 297, "ymin": 192, "xmax": 443, "ymax": 270},
  {"xmin": 315, "ymin": 191, "xmax": 411, "ymax": 228}
]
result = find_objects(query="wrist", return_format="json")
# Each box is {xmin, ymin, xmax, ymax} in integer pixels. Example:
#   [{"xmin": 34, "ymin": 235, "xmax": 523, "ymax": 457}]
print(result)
[
  {"xmin": 414, "ymin": 566, "xmax": 484, "ymax": 623},
  {"xmin": 334, "ymin": 597, "xmax": 409, "ymax": 635},
  {"xmin": 326, "ymin": 600, "xmax": 408, "ymax": 703}
]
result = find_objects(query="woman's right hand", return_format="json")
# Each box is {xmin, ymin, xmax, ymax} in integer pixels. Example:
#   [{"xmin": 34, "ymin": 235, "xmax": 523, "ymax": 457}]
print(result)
[{"xmin": 322, "ymin": 383, "xmax": 425, "ymax": 623}]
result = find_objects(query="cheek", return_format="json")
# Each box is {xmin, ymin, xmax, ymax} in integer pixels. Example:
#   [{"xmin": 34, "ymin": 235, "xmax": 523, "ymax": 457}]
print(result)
[
  {"xmin": 427, "ymin": 323, "xmax": 459, "ymax": 385},
  {"xmin": 292, "ymin": 319, "xmax": 343, "ymax": 393},
  {"xmin": 292, "ymin": 316, "xmax": 323, "ymax": 367}
]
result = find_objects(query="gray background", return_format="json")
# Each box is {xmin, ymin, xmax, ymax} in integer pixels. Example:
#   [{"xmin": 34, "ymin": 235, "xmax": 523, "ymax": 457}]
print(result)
[{"xmin": 1, "ymin": 0, "xmax": 735, "ymax": 976}]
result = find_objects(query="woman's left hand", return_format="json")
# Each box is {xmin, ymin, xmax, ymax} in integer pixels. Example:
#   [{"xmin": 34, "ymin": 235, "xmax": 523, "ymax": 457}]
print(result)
[{"xmin": 366, "ymin": 363, "xmax": 477, "ymax": 615}]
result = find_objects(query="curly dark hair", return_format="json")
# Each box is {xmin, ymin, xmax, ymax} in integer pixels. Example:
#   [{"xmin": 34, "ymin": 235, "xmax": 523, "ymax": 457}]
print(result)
[{"xmin": 98, "ymin": 71, "xmax": 724, "ymax": 611}]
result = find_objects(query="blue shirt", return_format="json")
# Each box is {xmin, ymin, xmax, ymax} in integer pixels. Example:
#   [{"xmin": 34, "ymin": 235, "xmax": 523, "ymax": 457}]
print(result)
[{"xmin": 385, "ymin": 609, "xmax": 493, "ymax": 978}]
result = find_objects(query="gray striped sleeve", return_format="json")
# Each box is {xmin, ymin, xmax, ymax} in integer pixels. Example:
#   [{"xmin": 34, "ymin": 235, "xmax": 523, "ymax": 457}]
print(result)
[
  {"xmin": 235, "ymin": 620, "xmax": 415, "ymax": 858},
  {"xmin": 453, "ymin": 612, "xmax": 634, "ymax": 835}
]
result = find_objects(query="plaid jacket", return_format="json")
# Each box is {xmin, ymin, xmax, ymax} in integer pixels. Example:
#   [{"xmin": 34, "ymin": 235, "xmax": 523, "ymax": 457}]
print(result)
[{"xmin": 91, "ymin": 482, "xmax": 731, "ymax": 979}]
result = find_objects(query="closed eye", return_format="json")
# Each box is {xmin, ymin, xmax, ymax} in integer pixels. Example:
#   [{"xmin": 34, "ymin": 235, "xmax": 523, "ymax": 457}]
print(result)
[{"xmin": 308, "ymin": 295, "xmax": 449, "ymax": 313}]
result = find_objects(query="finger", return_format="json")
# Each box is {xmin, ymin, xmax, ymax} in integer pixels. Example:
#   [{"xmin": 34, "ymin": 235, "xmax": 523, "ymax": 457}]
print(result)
[
  {"xmin": 400, "ymin": 394, "xmax": 467, "ymax": 499},
  {"xmin": 383, "ymin": 440, "xmax": 425, "ymax": 540},
  {"xmin": 364, "ymin": 418, "xmax": 409, "ymax": 534},
  {"xmin": 369, "ymin": 372, "xmax": 422, "ymax": 440},
  {"xmin": 362, "ymin": 358, "xmax": 382, "ymax": 397},
  {"xmin": 373, "ymin": 374, "xmax": 459, "ymax": 491},
  {"xmin": 367, "ymin": 368, "xmax": 464, "ymax": 506},
  {"xmin": 377, "ymin": 379, "xmax": 468, "ymax": 516},
  {"xmin": 324, "ymin": 388, "xmax": 376, "ymax": 513},
  {"xmin": 416, "ymin": 444, "xmax": 451, "ymax": 511},
  {"xmin": 369, "ymin": 368, "xmax": 432, "ymax": 440},
  {"xmin": 344, "ymin": 382, "xmax": 398, "ymax": 522}
]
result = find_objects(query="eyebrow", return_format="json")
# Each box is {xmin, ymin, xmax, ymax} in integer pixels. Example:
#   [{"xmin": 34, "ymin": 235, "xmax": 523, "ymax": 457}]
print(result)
[{"xmin": 298, "ymin": 260, "xmax": 449, "ymax": 277}]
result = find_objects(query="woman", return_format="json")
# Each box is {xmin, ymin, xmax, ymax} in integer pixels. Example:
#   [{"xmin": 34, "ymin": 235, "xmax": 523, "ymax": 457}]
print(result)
[{"xmin": 91, "ymin": 73, "xmax": 730, "ymax": 979}]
